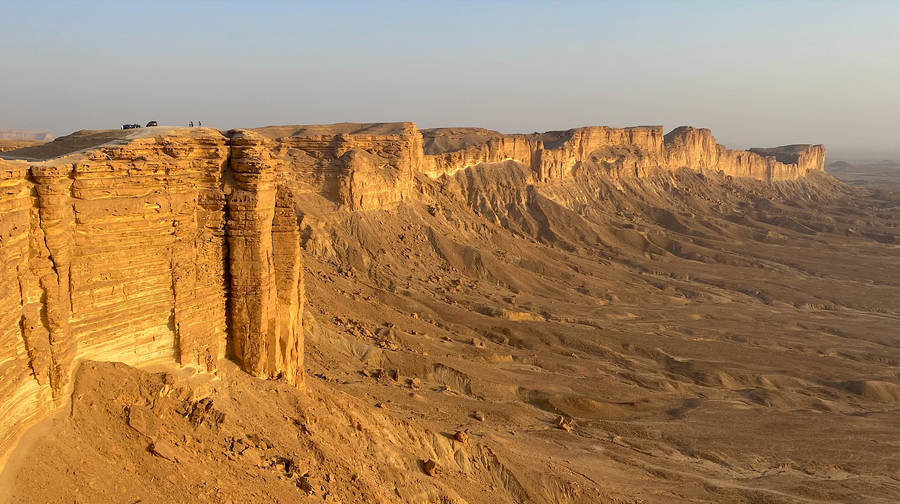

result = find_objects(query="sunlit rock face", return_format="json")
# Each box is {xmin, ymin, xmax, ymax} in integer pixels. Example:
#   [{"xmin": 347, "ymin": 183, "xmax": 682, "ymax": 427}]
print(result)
[
  {"xmin": 0, "ymin": 122, "xmax": 824, "ymax": 466},
  {"xmin": 0, "ymin": 131, "xmax": 234, "ymax": 463},
  {"xmin": 423, "ymin": 124, "xmax": 823, "ymax": 182}
]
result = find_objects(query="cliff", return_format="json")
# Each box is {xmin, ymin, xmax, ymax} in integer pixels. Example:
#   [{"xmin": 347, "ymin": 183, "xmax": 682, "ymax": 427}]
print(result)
[
  {"xmin": 664, "ymin": 126, "xmax": 826, "ymax": 181},
  {"xmin": 246, "ymin": 122, "xmax": 424, "ymax": 211},
  {"xmin": 0, "ymin": 128, "xmax": 303, "ymax": 465},
  {"xmin": 424, "ymin": 125, "xmax": 824, "ymax": 182},
  {"xmin": 0, "ymin": 122, "xmax": 825, "ymax": 467},
  {"xmin": 0, "ymin": 131, "xmax": 231, "ymax": 464},
  {"xmin": 227, "ymin": 130, "xmax": 305, "ymax": 384}
]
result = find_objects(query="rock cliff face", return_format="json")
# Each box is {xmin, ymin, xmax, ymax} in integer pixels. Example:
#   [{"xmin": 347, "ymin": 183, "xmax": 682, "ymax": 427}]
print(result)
[
  {"xmin": 665, "ymin": 126, "xmax": 826, "ymax": 181},
  {"xmin": 0, "ymin": 128, "xmax": 304, "ymax": 465},
  {"xmin": 247, "ymin": 123, "xmax": 424, "ymax": 211},
  {"xmin": 0, "ymin": 122, "xmax": 824, "ymax": 466},
  {"xmin": 226, "ymin": 131, "xmax": 304, "ymax": 385},
  {"xmin": 424, "ymin": 125, "xmax": 824, "ymax": 182},
  {"xmin": 0, "ymin": 131, "xmax": 233, "ymax": 464}
]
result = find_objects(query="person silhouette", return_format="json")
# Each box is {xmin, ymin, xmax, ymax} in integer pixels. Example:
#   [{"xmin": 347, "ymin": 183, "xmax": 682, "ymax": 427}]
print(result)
[
  {"xmin": 189, "ymin": 121, "xmax": 194, "ymax": 127},
  {"xmin": 198, "ymin": 121, "xmax": 202, "ymax": 127}
]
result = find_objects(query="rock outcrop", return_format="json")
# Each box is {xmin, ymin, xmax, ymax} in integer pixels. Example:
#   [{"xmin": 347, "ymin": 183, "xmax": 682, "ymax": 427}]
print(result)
[
  {"xmin": 0, "ymin": 121, "xmax": 825, "ymax": 467},
  {"xmin": 227, "ymin": 131, "xmax": 304, "ymax": 385},
  {"xmin": 424, "ymin": 125, "xmax": 824, "ymax": 182},
  {"xmin": 664, "ymin": 126, "xmax": 826, "ymax": 181},
  {"xmin": 0, "ymin": 128, "xmax": 304, "ymax": 466},
  {"xmin": 247, "ymin": 122, "xmax": 424, "ymax": 210},
  {"xmin": 0, "ymin": 131, "xmax": 233, "ymax": 465}
]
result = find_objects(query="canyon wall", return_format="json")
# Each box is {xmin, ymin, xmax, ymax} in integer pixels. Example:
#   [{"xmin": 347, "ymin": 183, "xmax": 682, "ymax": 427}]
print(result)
[
  {"xmin": 664, "ymin": 126, "xmax": 826, "ymax": 181},
  {"xmin": 227, "ymin": 131, "xmax": 305, "ymax": 385},
  {"xmin": 247, "ymin": 123, "xmax": 424, "ymax": 211},
  {"xmin": 0, "ymin": 133, "xmax": 233, "ymax": 463},
  {"xmin": 424, "ymin": 125, "xmax": 824, "ymax": 182},
  {"xmin": 0, "ymin": 129, "xmax": 306, "ymax": 465},
  {"xmin": 0, "ymin": 122, "xmax": 824, "ymax": 467}
]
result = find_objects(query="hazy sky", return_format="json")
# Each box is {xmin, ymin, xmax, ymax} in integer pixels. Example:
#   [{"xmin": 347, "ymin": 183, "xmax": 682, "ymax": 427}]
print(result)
[{"xmin": 2, "ymin": 1, "xmax": 898, "ymax": 157}]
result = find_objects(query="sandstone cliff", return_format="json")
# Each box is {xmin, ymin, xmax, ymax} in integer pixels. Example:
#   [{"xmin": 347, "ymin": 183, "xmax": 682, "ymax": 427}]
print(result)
[
  {"xmin": 0, "ymin": 122, "xmax": 825, "ymax": 467},
  {"xmin": 227, "ymin": 130, "xmax": 304, "ymax": 385},
  {"xmin": 0, "ymin": 128, "xmax": 304, "ymax": 465},
  {"xmin": 0, "ymin": 131, "xmax": 232, "ymax": 464},
  {"xmin": 424, "ymin": 125, "xmax": 824, "ymax": 182},
  {"xmin": 246, "ymin": 122, "xmax": 424, "ymax": 211},
  {"xmin": 665, "ymin": 126, "xmax": 826, "ymax": 181}
]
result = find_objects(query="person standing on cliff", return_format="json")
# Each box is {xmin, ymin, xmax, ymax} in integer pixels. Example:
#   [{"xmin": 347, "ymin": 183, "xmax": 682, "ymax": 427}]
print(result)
[
  {"xmin": 189, "ymin": 121, "xmax": 194, "ymax": 127},
  {"xmin": 198, "ymin": 121, "xmax": 202, "ymax": 127}
]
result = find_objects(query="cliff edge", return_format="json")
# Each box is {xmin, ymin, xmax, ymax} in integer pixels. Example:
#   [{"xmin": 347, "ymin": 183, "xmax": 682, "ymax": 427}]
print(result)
[{"xmin": 0, "ymin": 122, "xmax": 826, "ymax": 467}]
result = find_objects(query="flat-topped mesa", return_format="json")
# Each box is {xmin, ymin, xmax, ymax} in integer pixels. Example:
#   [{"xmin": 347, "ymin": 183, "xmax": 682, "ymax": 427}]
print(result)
[
  {"xmin": 664, "ymin": 126, "xmax": 825, "ymax": 181},
  {"xmin": 536, "ymin": 126, "xmax": 665, "ymax": 180},
  {"xmin": 748, "ymin": 144, "xmax": 827, "ymax": 177},
  {"xmin": 422, "ymin": 128, "xmax": 537, "ymax": 178},
  {"xmin": 422, "ymin": 126, "xmax": 666, "ymax": 180},
  {"xmin": 424, "ymin": 125, "xmax": 824, "ymax": 182}
]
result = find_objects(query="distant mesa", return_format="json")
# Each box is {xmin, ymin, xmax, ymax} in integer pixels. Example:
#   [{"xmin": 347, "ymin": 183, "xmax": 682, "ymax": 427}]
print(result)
[
  {"xmin": 748, "ymin": 145, "xmax": 821, "ymax": 166},
  {"xmin": 0, "ymin": 130, "xmax": 54, "ymax": 154},
  {"xmin": 0, "ymin": 129, "xmax": 53, "ymax": 142},
  {"xmin": 0, "ymin": 129, "xmax": 133, "ymax": 160}
]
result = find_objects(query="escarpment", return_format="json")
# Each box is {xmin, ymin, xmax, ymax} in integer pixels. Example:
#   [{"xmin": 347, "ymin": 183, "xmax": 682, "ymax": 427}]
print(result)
[
  {"xmin": 0, "ymin": 129, "xmax": 297, "ymax": 465},
  {"xmin": 664, "ymin": 126, "xmax": 826, "ymax": 180},
  {"xmin": 423, "ymin": 125, "xmax": 824, "ymax": 182},
  {"xmin": 226, "ymin": 131, "xmax": 304, "ymax": 385},
  {"xmin": 248, "ymin": 122, "xmax": 424, "ymax": 210},
  {"xmin": 0, "ymin": 122, "xmax": 825, "ymax": 467}
]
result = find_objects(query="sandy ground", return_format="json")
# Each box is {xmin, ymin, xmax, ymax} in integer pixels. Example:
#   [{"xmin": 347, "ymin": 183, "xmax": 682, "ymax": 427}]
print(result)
[{"xmin": 2, "ymin": 161, "xmax": 899, "ymax": 503}]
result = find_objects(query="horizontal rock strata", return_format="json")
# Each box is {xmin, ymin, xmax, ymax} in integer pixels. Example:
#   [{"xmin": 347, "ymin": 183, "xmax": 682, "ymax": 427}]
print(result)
[
  {"xmin": 0, "ymin": 121, "xmax": 824, "ymax": 466},
  {"xmin": 423, "ymin": 125, "xmax": 824, "ymax": 182}
]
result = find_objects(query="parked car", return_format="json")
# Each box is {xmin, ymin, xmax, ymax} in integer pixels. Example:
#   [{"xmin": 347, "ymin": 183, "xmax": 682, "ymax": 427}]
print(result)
[
  {"xmin": 146, "ymin": 121, "xmax": 158, "ymax": 127},
  {"xmin": 122, "ymin": 123, "xmax": 141, "ymax": 130}
]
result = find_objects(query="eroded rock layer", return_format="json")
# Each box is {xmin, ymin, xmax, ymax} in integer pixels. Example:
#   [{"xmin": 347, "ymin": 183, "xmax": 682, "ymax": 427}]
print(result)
[
  {"xmin": 0, "ymin": 132, "xmax": 233, "ymax": 462},
  {"xmin": 0, "ymin": 129, "xmax": 307, "ymax": 464},
  {"xmin": 226, "ymin": 131, "xmax": 304, "ymax": 385},
  {"xmin": 423, "ymin": 125, "xmax": 824, "ymax": 182},
  {"xmin": 0, "ymin": 122, "xmax": 823, "ymax": 466}
]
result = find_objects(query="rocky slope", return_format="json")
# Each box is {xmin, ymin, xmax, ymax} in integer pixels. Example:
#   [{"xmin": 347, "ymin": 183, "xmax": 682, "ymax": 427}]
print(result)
[{"xmin": 6, "ymin": 122, "xmax": 896, "ymax": 504}]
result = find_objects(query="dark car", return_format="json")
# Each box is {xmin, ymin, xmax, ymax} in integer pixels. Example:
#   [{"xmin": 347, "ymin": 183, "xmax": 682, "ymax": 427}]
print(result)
[
  {"xmin": 146, "ymin": 121, "xmax": 158, "ymax": 127},
  {"xmin": 122, "ymin": 123, "xmax": 141, "ymax": 130}
]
